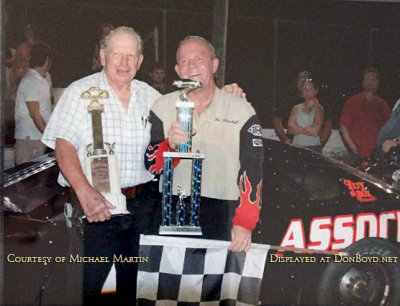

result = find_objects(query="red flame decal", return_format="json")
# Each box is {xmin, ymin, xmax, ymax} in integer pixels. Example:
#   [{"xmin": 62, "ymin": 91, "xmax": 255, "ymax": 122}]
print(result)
[
  {"xmin": 233, "ymin": 171, "xmax": 262, "ymax": 230},
  {"xmin": 147, "ymin": 144, "xmax": 164, "ymax": 175},
  {"xmin": 146, "ymin": 140, "xmax": 180, "ymax": 175}
]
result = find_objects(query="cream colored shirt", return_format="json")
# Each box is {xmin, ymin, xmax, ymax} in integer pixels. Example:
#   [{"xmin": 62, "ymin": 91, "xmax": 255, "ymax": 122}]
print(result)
[{"xmin": 151, "ymin": 88, "xmax": 256, "ymax": 200}]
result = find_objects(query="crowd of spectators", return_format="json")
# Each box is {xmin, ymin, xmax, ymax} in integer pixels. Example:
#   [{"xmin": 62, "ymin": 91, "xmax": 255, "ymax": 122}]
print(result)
[
  {"xmin": 273, "ymin": 68, "xmax": 399, "ymax": 168},
  {"xmin": 4, "ymin": 21, "xmax": 400, "ymax": 170}
]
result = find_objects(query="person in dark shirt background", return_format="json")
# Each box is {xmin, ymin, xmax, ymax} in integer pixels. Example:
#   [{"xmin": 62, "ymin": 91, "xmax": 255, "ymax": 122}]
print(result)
[{"xmin": 148, "ymin": 62, "xmax": 174, "ymax": 94}]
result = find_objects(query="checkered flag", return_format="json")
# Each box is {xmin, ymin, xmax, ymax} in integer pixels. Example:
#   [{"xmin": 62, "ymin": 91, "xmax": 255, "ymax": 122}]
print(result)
[{"xmin": 137, "ymin": 235, "xmax": 270, "ymax": 305}]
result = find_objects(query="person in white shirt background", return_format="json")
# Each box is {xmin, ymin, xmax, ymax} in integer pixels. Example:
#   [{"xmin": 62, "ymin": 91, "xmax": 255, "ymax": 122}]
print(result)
[{"xmin": 14, "ymin": 41, "xmax": 52, "ymax": 165}]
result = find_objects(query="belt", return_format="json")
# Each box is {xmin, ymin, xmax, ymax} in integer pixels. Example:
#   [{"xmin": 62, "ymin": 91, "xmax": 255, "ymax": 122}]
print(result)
[{"xmin": 121, "ymin": 184, "xmax": 144, "ymax": 199}]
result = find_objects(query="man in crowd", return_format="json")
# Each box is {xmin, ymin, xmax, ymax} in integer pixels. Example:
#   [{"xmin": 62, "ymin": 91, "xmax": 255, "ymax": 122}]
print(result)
[
  {"xmin": 148, "ymin": 62, "xmax": 174, "ymax": 94},
  {"xmin": 145, "ymin": 36, "xmax": 263, "ymax": 252},
  {"xmin": 15, "ymin": 41, "xmax": 52, "ymax": 165},
  {"xmin": 273, "ymin": 70, "xmax": 332, "ymax": 147},
  {"xmin": 340, "ymin": 68, "xmax": 390, "ymax": 164}
]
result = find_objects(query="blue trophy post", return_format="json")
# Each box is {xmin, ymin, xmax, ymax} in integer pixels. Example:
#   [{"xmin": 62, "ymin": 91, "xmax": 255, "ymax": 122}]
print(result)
[{"xmin": 159, "ymin": 80, "xmax": 204, "ymax": 236}]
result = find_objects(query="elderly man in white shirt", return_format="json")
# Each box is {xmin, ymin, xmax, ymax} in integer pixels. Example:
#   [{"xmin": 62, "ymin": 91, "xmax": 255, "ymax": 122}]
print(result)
[
  {"xmin": 14, "ymin": 41, "xmax": 52, "ymax": 165},
  {"xmin": 42, "ymin": 26, "xmax": 160, "ymax": 305}
]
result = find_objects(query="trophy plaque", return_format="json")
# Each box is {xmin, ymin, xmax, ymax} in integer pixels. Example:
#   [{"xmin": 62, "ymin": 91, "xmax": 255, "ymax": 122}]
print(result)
[
  {"xmin": 159, "ymin": 80, "xmax": 204, "ymax": 236},
  {"xmin": 82, "ymin": 87, "xmax": 129, "ymax": 216}
]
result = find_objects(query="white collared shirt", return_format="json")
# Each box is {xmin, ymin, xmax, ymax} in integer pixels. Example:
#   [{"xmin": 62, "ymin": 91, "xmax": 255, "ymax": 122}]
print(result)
[{"xmin": 42, "ymin": 71, "xmax": 161, "ymax": 187}]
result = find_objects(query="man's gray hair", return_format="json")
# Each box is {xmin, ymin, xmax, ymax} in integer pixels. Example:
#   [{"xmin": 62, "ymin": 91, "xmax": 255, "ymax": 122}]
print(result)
[
  {"xmin": 176, "ymin": 36, "xmax": 217, "ymax": 61},
  {"xmin": 100, "ymin": 26, "xmax": 143, "ymax": 54}
]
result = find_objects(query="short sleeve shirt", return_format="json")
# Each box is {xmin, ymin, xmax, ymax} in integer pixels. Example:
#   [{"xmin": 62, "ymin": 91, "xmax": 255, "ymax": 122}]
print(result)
[
  {"xmin": 15, "ymin": 69, "xmax": 52, "ymax": 140},
  {"xmin": 340, "ymin": 92, "xmax": 390, "ymax": 157},
  {"xmin": 42, "ymin": 71, "xmax": 162, "ymax": 187}
]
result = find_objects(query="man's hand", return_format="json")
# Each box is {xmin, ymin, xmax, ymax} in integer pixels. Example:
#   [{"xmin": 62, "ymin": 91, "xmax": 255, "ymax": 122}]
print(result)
[
  {"xmin": 382, "ymin": 139, "xmax": 399, "ymax": 153},
  {"xmin": 168, "ymin": 122, "xmax": 189, "ymax": 149},
  {"xmin": 222, "ymin": 83, "xmax": 246, "ymax": 99},
  {"xmin": 340, "ymin": 125, "xmax": 358, "ymax": 154},
  {"xmin": 229, "ymin": 225, "xmax": 252, "ymax": 252},
  {"xmin": 283, "ymin": 138, "xmax": 292, "ymax": 145},
  {"xmin": 75, "ymin": 185, "xmax": 115, "ymax": 223}
]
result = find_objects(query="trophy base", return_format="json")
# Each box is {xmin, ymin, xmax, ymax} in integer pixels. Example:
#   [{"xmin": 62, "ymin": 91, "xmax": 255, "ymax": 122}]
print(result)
[
  {"xmin": 163, "ymin": 152, "xmax": 204, "ymax": 159},
  {"xmin": 103, "ymin": 192, "xmax": 129, "ymax": 216},
  {"xmin": 159, "ymin": 225, "xmax": 202, "ymax": 236}
]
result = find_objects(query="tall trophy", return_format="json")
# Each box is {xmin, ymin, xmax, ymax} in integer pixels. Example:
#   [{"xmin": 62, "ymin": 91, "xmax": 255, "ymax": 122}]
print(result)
[
  {"xmin": 159, "ymin": 80, "xmax": 204, "ymax": 236},
  {"xmin": 82, "ymin": 87, "xmax": 129, "ymax": 216}
]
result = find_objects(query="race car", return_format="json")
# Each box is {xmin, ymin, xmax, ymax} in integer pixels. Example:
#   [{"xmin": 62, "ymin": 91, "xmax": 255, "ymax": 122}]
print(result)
[
  {"xmin": 3, "ymin": 139, "xmax": 400, "ymax": 305},
  {"xmin": 255, "ymin": 139, "xmax": 400, "ymax": 305}
]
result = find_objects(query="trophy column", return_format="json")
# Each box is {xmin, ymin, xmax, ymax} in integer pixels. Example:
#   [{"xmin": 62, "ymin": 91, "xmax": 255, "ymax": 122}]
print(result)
[{"xmin": 159, "ymin": 80, "xmax": 204, "ymax": 236}]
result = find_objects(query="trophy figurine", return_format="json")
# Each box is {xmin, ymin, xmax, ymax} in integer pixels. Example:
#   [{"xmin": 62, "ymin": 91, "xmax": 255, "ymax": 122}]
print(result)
[
  {"xmin": 159, "ymin": 80, "xmax": 204, "ymax": 235},
  {"xmin": 82, "ymin": 87, "xmax": 129, "ymax": 216}
]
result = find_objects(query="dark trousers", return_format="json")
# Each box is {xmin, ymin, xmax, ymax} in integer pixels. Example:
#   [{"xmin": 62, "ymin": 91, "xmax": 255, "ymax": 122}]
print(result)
[
  {"xmin": 199, "ymin": 197, "xmax": 237, "ymax": 241},
  {"xmin": 82, "ymin": 191, "xmax": 152, "ymax": 305}
]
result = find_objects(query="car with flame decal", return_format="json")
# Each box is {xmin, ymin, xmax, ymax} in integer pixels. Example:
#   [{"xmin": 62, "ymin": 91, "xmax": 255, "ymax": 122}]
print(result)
[{"xmin": 4, "ymin": 139, "xmax": 400, "ymax": 305}]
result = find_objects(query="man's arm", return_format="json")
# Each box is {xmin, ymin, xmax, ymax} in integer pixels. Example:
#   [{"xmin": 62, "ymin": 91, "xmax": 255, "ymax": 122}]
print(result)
[
  {"xmin": 339, "ymin": 98, "xmax": 359, "ymax": 153},
  {"xmin": 145, "ymin": 111, "xmax": 180, "ymax": 175},
  {"xmin": 340, "ymin": 124, "xmax": 358, "ymax": 153},
  {"xmin": 56, "ymin": 138, "xmax": 115, "ymax": 222},
  {"xmin": 26, "ymin": 101, "xmax": 47, "ymax": 133},
  {"xmin": 222, "ymin": 83, "xmax": 246, "ymax": 99},
  {"xmin": 382, "ymin": 137, "xmax": 400, "ymax": 153},
  {"xmin": 231, "ymin": 115, "xmax": 263, "ymax": 252}
]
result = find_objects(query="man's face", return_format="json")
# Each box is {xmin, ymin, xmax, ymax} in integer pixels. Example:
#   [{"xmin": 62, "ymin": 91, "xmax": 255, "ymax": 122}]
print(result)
[
  {"xmin": 362, "ymin": 72, "xmax": 379, "ymax": 93},
  {"xmin": 174, "ymin": 40, "xmax": 218, "ymax": 89},
  {"xmin": 150, "ymin": 68, "xmax": 165, "ymax": 83},
  {"xmin": 100, "ymin": 32, "xmax": 143, "ymax": 88}
]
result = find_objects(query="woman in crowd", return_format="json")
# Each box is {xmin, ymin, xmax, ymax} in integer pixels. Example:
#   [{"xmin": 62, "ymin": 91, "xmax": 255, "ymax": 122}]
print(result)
[{"xmin": 288, "ymin": 78, "xmax": 325, "ymax": 152}]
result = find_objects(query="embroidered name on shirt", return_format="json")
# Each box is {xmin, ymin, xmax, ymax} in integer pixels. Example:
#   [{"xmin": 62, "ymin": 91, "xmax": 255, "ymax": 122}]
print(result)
[{"xmin": 214, "ymin": 118, "xmax": 239, "ymax": 124}]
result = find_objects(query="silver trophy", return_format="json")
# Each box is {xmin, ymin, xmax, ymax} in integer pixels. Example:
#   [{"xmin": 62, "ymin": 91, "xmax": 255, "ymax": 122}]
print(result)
[
  {"xmin": 159, "ymin": 80, "xmax": 204, "ymax": 235},
  {"xmin": 83, "ymin": 87, "xmax": 128, "ymax": 216}
]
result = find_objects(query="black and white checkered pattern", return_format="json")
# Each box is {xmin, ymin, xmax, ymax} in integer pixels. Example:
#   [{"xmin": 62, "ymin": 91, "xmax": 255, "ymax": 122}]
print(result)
[{"xmin": 137, "ymin": 235, "xmax": 269, "ymax": 305}]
